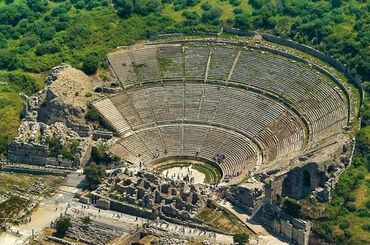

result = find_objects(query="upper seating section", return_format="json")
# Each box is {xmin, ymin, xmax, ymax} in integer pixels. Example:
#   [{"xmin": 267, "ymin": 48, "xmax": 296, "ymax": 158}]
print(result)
[{"xmin": 106, "ymin": 42, "xmax": 348, "ymax": 143}]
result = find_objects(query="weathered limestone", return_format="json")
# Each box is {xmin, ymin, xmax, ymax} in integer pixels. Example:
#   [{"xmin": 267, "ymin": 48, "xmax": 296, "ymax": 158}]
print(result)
[
  {"xmin": 261, "ymin": 203, "xmax": 311, "ymax": 245},
  {"xmin": 38, "ymin": 64, "xmax": 93, "ymax": 124},
  {"xmin": 8, "ymin": 121, "xmax": 92, "ymax": 168},
  {"xmin": 225, "ymin": 181, "xmax": 264, "ymax": 215}
]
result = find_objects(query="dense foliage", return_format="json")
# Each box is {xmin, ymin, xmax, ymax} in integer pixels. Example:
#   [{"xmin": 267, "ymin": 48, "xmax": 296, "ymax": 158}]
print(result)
[
  {"xmin": 0, "ymin": 71, "xmax": 40, "ymax": 155},
  {"xmin": 233, "ymin": 232, "xmax": 249, "ymax": 245},
  {"xmin": 83, "ymin": 162, "xmax": 106, "ymax": 184},
  {"xmin": 55, "ymin": 216, "xmax": 72, "ymax": 237}
]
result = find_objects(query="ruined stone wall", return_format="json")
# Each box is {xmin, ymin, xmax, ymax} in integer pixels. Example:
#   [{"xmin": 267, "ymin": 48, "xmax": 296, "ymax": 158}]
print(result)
[
  {"xmin": 224, "ymin": 28, "xmax": 256, "ymax": 36},
  {"xmin": 261, "ymin": 203, "xmax": 311, "ymax": 245},
  {"xmin": 225, "ymin": 183, "xmax": 264, "ymax": 215},
  {"xmin": 8, "ymin": 142, "xmax": 48, "ymax": 165},
  {"xmin": 92, "ymin": 193, "xmax": 157, "ymax": 219}
]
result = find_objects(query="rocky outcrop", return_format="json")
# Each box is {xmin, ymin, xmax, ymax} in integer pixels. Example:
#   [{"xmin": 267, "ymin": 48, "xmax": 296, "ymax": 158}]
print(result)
[{"xmin": 37, "ymin": 64, "xmax": 92, "ymax": 124}]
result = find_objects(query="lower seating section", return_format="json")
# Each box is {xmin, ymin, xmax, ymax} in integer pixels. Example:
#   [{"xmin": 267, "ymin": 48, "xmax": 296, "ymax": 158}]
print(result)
[
  {"xmin": 109, "ymin": 124, "xmax": 259, "ymax": 179},
  {"xmin": 105, "ymin": 84, "xmax": 305, "ymax": 162}
]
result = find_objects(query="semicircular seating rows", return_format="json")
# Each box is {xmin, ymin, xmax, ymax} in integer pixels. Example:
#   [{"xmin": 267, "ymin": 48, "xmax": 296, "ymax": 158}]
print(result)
[{"xmin": 93, "ymin": 41, "xmax": 349, "ymax": 183}]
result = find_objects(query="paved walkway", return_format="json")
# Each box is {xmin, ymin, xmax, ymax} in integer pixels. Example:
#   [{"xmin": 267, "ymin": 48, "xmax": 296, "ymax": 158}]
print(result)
[
  {"xmin": 0, "ymin": 171, "xmax": 84, "ymax": 245},
  {"xmin": 219, "ymin": 200, "xmax": 288, "ymax": 245}
]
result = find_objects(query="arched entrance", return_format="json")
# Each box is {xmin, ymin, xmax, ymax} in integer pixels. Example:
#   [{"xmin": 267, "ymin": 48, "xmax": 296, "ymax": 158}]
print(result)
[{"xmin": 303, "ymin": 170, "xmax": 311, "ymax": 188}]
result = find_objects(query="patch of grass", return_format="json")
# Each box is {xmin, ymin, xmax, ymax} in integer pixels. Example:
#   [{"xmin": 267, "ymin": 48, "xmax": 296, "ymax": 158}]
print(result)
[
  {"xmin": 0, "ymin": 172, "xmax": 64, "ymax": 197},
  {"xmin": 0, "ymin": 195, "xmax": 31, "ymax": 224},
  {"xmin": 196, "ymin": 207, "xmax": 253, "ymax": 234}
]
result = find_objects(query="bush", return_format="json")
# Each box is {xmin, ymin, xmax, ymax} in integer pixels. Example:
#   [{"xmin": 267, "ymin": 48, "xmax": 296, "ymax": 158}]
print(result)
[
  {"xmin": 81, "ymin": 216, "xmax": 92, "ymax": 224},
  {"xmin": 339, "ymin": 220, "xmax": 350, "ymax": 229},
  {"xmin": 35, "ymin": 42, "xmax": 60, "ymax": 56},
  {"xmin": 283, "ymin": 198, "xmax": 301, "ymax": 218},
  {"xmin": 82, "ymin": 55, "xmax": 99, "ymax": 75},
  {"xmin": 85, "ymin": 108, "xmax": 99, "ymax": 122},
  {"xmin": 233, "ymin": 233, "xmax": 249, "ymax": 244},
  {"xmin": 362, "ymin": 223, "xmax": 370, "ymax": 232},
  {"xmin": 229, "ymin": 0, "xmax": 241, "ymax": 6},
  {"xmin": 55, "ymin": 216, "xmax": 72, "ymax": 237},
  {"xmin": 201, "ymin": 2, "xmax": 212, "ymax": 11},
  {"xmin": 83, "ymin": 162, "xmax": 106, "ymax": 184},
  {"xmin": 235, "ymin": 12, "xmax": 251, "ymax": 30},
  {"xmin": 356, "ymin": 208, "xmax": 370, "ymax": 217},
  {"xmin": 202, "ymin": 7, "xmax": 223, "ymax": 25},
  {"xmin": 346, "ymin": 202, "xmax": 357, "ymax": 212}
]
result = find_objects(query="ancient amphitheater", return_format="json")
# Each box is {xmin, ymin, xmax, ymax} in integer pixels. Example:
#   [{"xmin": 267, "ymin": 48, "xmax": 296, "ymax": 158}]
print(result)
[
  {"xmin": 93, "ymin": 39, "xmax": 353, "ymax": 185},
  {"xmin": 3, "ymin": 37, "xmax": 360, "ymax": 245}
]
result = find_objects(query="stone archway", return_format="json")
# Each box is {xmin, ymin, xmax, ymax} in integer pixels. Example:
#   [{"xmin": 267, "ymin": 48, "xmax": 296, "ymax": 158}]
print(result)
[{"xmin": 303, "ymin": 170, "xmax": 311, "ymax": 188}]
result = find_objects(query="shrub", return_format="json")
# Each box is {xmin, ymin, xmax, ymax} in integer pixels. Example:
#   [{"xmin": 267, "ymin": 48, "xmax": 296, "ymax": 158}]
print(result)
[
  {"xmin": 283, "ymin": 198, "xmax": 301, "ymax": 218},
  {"xmin": 339, "ymin": 220, "xmax": 350, "ymax": 229},
  {"xmin": 85, "ymin": 108, "xmax": 99, "ymax": 122},
  {"xmin": 233, "ymin": 233, "xmax": 249, "ymax": 244},
  {"xmin": 201, "ymin": 2, "xmax": 212, "ymax": 11},
  {"xmin": 82, "ymin": 55, "xmax": 99, "ymax": 75},
  {"xmin": 229, "ymin": 0, "xmax": 241, "ymax": 6},
  {"xmin": 55, "ymin": 216, "xmax": 72, "ymax": 237},
  {"xmin": 83, "ymin": 162, "xmax": 106, "ymax": 184},
  {"xmin": 346, "ymin": 202, "xmax": 357, "ymax": 212},
  {"xmin": 202, "ymin": 7, "xmax": 223, "ymax": 25},
  {"xmin": 81, "ymin": 216, "xmax": 92, "ymax": 224},
  {"xmin": 35, "ymin": 42, "xmax": 60, "ymax": 56},
  {"xmin": 362, "ymin": 223, "xmax": 370, "ymax": 232},
  {"xmin": 235, "ymin": 12, "xmax": 251, "ymax": 30},
  {"xmin": 357, "ymin": 208, "xmax": 370, "ymax": 217}
]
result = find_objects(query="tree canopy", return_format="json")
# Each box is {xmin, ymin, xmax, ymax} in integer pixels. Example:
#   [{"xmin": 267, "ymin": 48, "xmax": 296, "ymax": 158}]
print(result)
[{"xmin": 83, "ymin": 162, "xmax": 106, "ymax": 185}]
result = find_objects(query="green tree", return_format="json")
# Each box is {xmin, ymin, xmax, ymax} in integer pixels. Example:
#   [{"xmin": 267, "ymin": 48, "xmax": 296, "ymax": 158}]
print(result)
[
  {"xmin": 55, "ymin": 216, "xmax": 72, "ymax": 237},
  {"xmin": 83, "ymin": 163, "xmax": 106, "ymax": 184},
  {"xmin": 82, "ymin": 55, "xmax": 99, "ymax": 75},
  {"xmin": 202, "ymin": 7, "xmax": 223, "ymax": 25},
  {"xmin": 233, "ymin": 233, "xmax": 249, "ymax": 244},
  {"xmin": 235, "ymin": 12, "xmax": 251, "ymax": 30}
]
